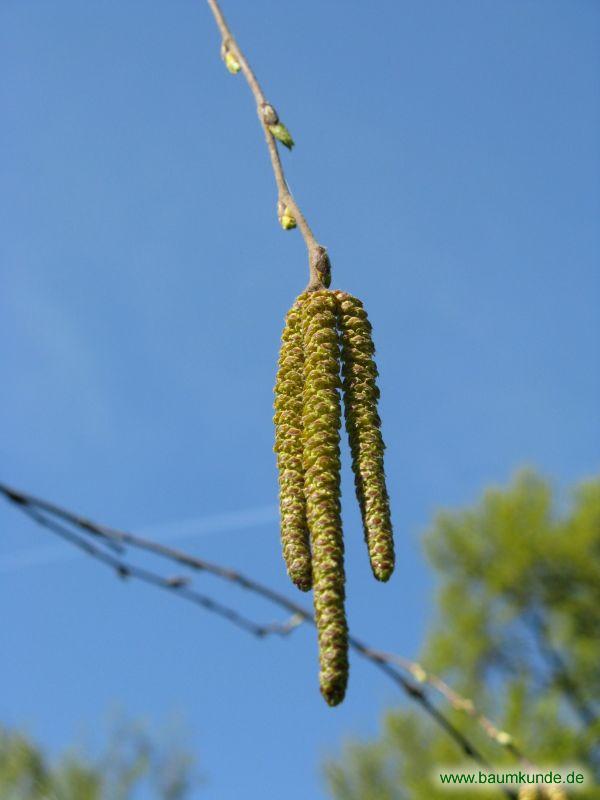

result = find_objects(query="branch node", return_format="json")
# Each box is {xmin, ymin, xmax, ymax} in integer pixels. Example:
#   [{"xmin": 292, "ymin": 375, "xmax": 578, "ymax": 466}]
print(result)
[
  {"xmin": 307, "ymin": 246, "xmax": 331, "ymax": 290},
  {"xmin": 166, "ymin": 576, "xmax": 190, "ymax": 588},
  {"xmin": 261, "ymin": 103, "xmax": 279, "ymax": 125},
  {"xmin": 220, "ymin": 41, "xmax": 241, "ymax": 74}
]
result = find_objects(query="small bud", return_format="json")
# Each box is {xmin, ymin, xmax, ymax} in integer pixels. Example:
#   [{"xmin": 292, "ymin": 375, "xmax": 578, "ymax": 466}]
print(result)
[
  {"xmin": 220, "ymin": 42, "xmax": 241, "ymax": 74},
  {"xmin": 261, "ymin": 103, "xmax": 279, "ymax": 125},
  {"xmin": 286, "ymin": 613, "xmax": 305, "ymax": 630},
  {"xmin": 278, "ymin": 200, "xmax": 297, "ymax": 230},
  {"xmin": 495, "ymin": 731, "xmax": 513, "ymax": 747},
  {"xmin": 268, "ymin": 122, "xmax": 295, "ymax": 150},
  {"xmin": 410, "ymin": 665, "xmax": 427, "ymax": 683}
]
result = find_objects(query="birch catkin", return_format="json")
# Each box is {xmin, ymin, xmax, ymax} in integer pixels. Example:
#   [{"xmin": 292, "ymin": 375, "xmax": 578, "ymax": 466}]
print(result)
[
  {"xmin": 335, "ymin": 291, "xmax": 395, "ymax": 582},
  {"xmin": 301, "ymin": 290, "xmax": 348, "ymax": 706},
  {"xmin": 273, "ymin": 295, "xmax": 312, "ymax": 592},
  {"xmin": 273, "ymin": 286, "xmax": 393, "ymax": 705}
]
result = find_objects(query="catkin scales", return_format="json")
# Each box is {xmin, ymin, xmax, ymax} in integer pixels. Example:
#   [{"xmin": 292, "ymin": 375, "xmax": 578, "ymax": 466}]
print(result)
[{"xmin": 274, "ymin": 288, "xmax": 393, "ymax": 705}]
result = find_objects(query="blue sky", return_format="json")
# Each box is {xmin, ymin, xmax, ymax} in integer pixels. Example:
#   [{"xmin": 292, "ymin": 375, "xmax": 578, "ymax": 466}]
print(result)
[{"xmin": 1, "ymin": 1, "xmax": 599, "ymax": 797}]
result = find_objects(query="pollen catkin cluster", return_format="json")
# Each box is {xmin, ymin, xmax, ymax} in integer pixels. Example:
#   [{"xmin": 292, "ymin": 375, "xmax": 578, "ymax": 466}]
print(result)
[{"xmin": 273, "ymin": 287, "xmax": 393, "ymax": 706}]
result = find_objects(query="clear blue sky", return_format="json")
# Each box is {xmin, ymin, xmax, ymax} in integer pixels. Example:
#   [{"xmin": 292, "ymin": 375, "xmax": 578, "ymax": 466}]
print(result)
[{"xmin": 1, "ymin": 1, "xmax": 598, "ymax": 797}]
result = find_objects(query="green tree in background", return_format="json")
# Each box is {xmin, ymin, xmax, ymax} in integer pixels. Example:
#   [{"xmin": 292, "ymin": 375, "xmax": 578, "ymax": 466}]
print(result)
[
  {"xmin": 326, "ymin": 471, "xmax": 600, "ymax": 800},
  {"xmin": 0, "ymin": 717, "xmax": 197, "ymax": 800}
]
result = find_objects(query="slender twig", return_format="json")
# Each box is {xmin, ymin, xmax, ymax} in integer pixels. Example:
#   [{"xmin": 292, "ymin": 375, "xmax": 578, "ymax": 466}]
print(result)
[
  {"xmin": 378, "ymin": 656, "xmax": 567, "ymax": 800},
  {"xmin": 0, "ymin": 484, "xmax": 125, "ymax": 554},
  {"xmin": 369, "ymin": 649, "xmax": 539, "ymax": 769},
  {"xmin": 205, "ymin": 0, "xmax": 331, "ymax": 290},
  {"xmin": 18, "ymin": 505, "xmax": 287, "ymax": 639},
  {"xmin": 1, "ymin": 482, "xmax": 528, "ymax": 799}
]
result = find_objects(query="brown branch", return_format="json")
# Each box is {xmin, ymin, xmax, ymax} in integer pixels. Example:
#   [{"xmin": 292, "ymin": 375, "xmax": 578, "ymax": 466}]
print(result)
[
  {"xmin": 0, "ymin": 481, "xmax": 529, "ymax": 798},
  {"xmin": 205, "ymin": 0, "xmax": 330, "ymax": 290}
]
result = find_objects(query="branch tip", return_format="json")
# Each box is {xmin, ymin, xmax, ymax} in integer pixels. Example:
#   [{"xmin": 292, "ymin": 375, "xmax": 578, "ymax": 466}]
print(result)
[{"xmin": 207, "ymin": 0, "xmax": 323, "ymax": 285}]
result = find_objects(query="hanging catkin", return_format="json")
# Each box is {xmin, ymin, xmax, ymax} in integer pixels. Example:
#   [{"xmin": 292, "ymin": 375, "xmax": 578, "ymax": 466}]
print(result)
[
  {"xmin": 273, "ymin": 286, "xmax": 393, "ymax": 705},
  {"xmin": 335, "ymin": 291, "xmax": 395, "ymax": 582},
  {"xmin": 301, "ymin": 290, "xmax": 349, "ymax": 706},
  {"xmin": 273, "ymin": 295, "xmax": 312, "ymax": 591}
]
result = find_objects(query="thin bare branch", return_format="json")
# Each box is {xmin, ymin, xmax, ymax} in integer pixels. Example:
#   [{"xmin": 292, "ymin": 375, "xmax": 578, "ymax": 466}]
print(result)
[
  {"xmin": 205, "ymin": 0, "xmax": 330, "ymax": 290},
  {"xmin": 18, "ymin": 504, "xmax": 284, "ymax": 639},
  {"xmin": 368, "ymin": 649, "xmax": 539, "ymax": 769},
  {"xmin": 1, "ymin": 481, "xmax": 527, "ymax": 797}
]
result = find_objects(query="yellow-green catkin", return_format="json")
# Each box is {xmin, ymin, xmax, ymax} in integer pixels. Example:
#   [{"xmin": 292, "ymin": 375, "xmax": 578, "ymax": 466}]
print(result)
[
  {"xmin": 274, "ymin": 295, "xmax": 312, "ymax": 591},
  {"xmin": 335, "ymin": 291, "xmax": 395, "ymax": 582},
  {"xmin": 301, "ymin": 290, "xmax": 349, "ymax": 706}
]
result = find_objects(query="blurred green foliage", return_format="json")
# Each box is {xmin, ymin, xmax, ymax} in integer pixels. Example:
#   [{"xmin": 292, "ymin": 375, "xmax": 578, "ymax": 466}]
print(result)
[
  {"xmin": 0, "ymin": 716, "xmax": 198, "ymax": 799},
  {"xmin": 326, "ymin": 471, "xmax": 600, "ymax": 799}
]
